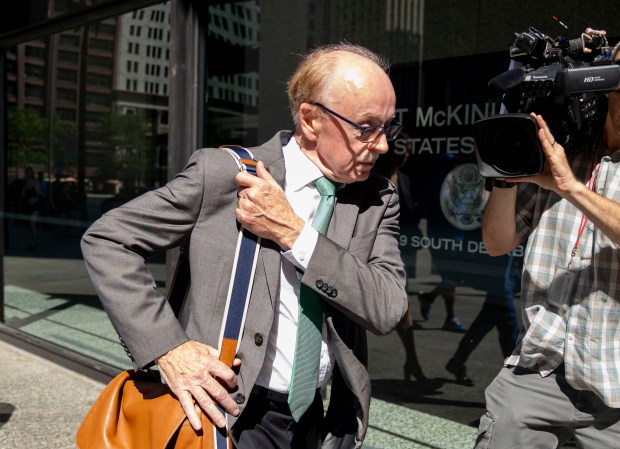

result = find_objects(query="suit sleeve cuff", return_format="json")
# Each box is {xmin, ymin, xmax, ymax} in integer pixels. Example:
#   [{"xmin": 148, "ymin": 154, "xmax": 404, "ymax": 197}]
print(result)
[{"xmin": 281, "ymin": 223, "xmax": 318, "ymax": 271}]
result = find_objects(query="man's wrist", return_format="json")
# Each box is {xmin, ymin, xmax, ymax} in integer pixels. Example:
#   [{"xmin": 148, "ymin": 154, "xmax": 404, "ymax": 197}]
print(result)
[
  {"xmin": 279, "ymin": 218, "xmax": 305, "ymax": 251},
  {"xmin": 493, "ymin": 178, "xmax": 516, "ymax": 188},
  {"xmin": 485, "ymin": 178, "xmax": 517, "ymax": 191}
]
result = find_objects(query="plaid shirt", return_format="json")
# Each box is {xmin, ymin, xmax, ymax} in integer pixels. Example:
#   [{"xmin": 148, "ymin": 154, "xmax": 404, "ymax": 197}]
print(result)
[{"xmin": 506, "ymin": 147, "xmax": 620, "ymax": 408}]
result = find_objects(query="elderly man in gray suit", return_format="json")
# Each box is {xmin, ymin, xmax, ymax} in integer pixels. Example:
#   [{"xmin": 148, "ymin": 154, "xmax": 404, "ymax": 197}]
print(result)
[{"xmin": 81, "ymin": 42, "xmax": 408, "ymax": 449}]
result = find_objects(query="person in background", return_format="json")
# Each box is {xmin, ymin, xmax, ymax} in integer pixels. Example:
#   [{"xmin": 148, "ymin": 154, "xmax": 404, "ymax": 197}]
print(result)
[
  {"xmin": 373, "ymin": 138, "xmax": 427, "ymax": 382},
  {"xmin": 22, "ymin": 167, "xmax": 40, "ymax": 251},
  {"xmin": 445, "ymin": 252, "xmax": 522, "ymax": 386},
  {"xmin": 417, "ymin": 281, "xmax": 466, "ymax": 332},
  {"xmin": 414, "ymin": 154, "xmax": 470, "ymax": 334},
  {"xmin": 475, "ymin": 42, "xmax": 620, "ymax": 448}
]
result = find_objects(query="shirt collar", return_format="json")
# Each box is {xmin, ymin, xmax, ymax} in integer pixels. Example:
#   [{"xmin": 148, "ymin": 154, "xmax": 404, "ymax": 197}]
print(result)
[{"xmin": 283, "ymin": 136, "xmax": 324, "ymax": 192}]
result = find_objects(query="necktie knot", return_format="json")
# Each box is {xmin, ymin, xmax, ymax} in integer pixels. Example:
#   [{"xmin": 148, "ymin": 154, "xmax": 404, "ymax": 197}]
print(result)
[
  {"xmin": 315, "ymin": 176, "xmax": 336, "ymax": 197},
  {"xmin": 311, "ymin": 177, "xmax": 335, "ymax": 235}
]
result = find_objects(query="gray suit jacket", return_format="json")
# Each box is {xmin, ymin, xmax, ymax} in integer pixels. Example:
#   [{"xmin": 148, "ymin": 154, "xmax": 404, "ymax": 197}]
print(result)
[{"xmin": 81, "ymin": 131, "xmax": 408, "ymax": 448}]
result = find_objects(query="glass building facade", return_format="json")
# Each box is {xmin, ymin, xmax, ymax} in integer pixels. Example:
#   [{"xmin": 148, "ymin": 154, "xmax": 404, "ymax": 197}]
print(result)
[{"xmin": 1, "ymin": 1, "xmax": 618, "ymax": 447}]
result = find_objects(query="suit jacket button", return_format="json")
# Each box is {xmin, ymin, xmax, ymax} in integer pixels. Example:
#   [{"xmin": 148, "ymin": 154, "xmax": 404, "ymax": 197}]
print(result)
[
  {"xmin": 254, "ymin": 333, "xmax": 264, "ymax": 346},
  {"xmin": 316, "ymin": 280, "xmax": 324, "ymax": 289},
  {"xmin": 330, "ymin": 289, "xmax": 338, "ymax": 298},
  {"xmin": 235, "ymin": 393, "xmax": 246, "ymax": 404}
]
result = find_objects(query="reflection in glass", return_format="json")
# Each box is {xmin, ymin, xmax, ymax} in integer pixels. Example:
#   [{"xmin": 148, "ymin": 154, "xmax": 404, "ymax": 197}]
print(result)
[
  {"xmin": 4, "ymin": 2, "xmax": 171, "ymax": 371},
  {"xmin": 205, "ymin": 1, "xmax": 260, "ymax": 146}
]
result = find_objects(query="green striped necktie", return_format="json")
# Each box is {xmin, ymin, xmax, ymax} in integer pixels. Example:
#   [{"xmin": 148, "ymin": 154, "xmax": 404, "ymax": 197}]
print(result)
[{"xmin": 288, "ymin": 176, "xmax": 336, "ymax": 421}]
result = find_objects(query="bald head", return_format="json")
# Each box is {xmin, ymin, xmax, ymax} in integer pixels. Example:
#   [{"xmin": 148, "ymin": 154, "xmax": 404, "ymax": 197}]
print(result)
[
  {"xmin": 287, "ymin": 43, "xmax": 390, "ymax": 125},
  {"xmin": 334, "ymin": 52, "xmax": 389, "ymax": 97}
]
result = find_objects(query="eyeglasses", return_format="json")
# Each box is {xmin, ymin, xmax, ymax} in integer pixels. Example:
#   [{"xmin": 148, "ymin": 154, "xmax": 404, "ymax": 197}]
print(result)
[{"xmin": 313, "ymin": 102, "xmax": 403, "ymax": 142}]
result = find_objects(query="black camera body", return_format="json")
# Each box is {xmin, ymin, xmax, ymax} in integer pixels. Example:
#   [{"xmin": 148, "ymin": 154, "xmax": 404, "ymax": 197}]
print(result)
[{"xmin": 474, "ymin": 27, "xmax": 619, "ymax": 178}]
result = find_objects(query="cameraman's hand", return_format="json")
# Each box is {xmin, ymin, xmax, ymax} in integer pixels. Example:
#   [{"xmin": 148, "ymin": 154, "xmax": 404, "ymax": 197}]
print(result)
[
  {"xmin": 512, "ymin": 114, "xmax": 579, "ymax": 195},
  {"xmin": 510, "ymin": 116, "xmax": 620, "ymax": 246}
]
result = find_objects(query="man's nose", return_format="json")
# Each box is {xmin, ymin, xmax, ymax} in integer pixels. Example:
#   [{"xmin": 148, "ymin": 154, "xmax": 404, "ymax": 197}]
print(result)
[{"xmin": 369, "ymin": 132, "xmax": 390, "ymax": 154}]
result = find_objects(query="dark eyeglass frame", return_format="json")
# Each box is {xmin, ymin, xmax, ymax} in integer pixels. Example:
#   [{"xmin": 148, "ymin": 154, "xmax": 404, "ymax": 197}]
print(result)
[{"xmin": 312, "ymin": 102, "xmax": 403, "ymax": 142}]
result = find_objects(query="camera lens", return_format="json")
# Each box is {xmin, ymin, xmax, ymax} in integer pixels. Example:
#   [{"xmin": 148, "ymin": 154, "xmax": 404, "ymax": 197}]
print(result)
[
  {"xmin": 473, "ymin": 113, "xmax": 544, "ymax": 177},
  {"xmin": 489, "ymin": 122, "xmax": 536, "ymax": 175}
]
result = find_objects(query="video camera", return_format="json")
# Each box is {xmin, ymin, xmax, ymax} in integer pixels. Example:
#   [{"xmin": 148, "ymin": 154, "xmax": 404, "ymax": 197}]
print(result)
[{"xmin": 473, "ymin": 26, "xmax": 620, "ymax": 177}]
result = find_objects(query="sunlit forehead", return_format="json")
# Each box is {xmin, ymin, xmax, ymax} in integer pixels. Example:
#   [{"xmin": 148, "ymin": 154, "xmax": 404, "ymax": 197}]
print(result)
[{"xmin": 342, "ymin": 67, "xmax": 365, "ymax": 90}]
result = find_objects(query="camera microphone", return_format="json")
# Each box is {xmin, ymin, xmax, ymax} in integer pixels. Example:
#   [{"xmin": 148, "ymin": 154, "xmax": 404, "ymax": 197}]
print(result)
[
  {"xmin": 487, "ymin": 68, "xmax": 525, "ymax": 94},
  {"xmin": 565, "ymin": 38, "xmax": 582, "ymax": 56}
]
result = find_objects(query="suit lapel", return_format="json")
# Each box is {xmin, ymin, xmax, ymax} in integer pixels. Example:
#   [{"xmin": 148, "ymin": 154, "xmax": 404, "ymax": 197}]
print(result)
[{"xmin": 328, "ymin": 186, "xmax": 358, "ymax": 248}]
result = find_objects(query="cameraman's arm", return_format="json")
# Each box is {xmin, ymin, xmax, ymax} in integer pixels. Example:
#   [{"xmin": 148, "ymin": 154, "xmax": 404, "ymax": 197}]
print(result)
[
  {"xmin": 564, "ymin": 182, "xmax": 620, "ymax": 244},
  {"xmin": 482, "ymin": 187, "xmax": 523, "ymax": 256}
]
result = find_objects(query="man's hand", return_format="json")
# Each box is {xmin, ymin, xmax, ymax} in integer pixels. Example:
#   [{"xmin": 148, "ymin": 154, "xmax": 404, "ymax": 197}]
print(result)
[
  {"xmin": 235, "ymin": 161, "xmax": 305, "ymax": 250},
  {"xmin": 155, "ymin": 340, "xmax": 241, "ymax": 431},
  {"xmin": 512, "ymin": 114, "xmax": 579, "ymax": 195}
]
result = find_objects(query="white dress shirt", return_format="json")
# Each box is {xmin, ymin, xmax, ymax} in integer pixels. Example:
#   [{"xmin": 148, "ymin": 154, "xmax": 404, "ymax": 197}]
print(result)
[{"xmin": 254, "ymin": 136, "xmax": 336, "ymax": 393}]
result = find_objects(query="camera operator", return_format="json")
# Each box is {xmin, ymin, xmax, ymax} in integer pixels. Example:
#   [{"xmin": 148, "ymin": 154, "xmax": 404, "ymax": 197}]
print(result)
[{"xmin": 476, "ymin": 42, "xmax": 620, "ymax": 448}]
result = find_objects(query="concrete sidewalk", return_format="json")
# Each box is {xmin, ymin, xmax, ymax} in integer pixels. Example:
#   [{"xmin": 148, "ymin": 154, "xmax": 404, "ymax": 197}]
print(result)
[
  {"xmin": 0, "ymin": 329, "xmax": 476, "ymax": 449},
  {"xmin": 0, "ymin": 336, "xmax": 105, "ymax": 449}
]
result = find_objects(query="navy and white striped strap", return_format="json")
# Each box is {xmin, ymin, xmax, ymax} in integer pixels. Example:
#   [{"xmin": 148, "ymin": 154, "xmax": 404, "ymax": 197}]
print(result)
[{"xmin": 213, "ymin": 145, "xmax": 260, "ymax": 449}]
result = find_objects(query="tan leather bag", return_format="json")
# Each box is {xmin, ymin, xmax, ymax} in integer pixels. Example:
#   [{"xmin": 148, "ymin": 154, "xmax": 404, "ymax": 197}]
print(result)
[{"xmin": 76, "ymin": 369, "xmax": 223, "ymax": 449}]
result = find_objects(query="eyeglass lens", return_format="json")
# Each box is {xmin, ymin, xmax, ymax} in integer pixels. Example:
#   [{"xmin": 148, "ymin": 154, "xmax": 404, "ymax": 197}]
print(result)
[
  {"xmin": 315, "ymin": 102, "xmax": 402, "ymax": 142},
  {"xmin": 360, "ymin": 122, "xmax": 402, "ymax": 142}
]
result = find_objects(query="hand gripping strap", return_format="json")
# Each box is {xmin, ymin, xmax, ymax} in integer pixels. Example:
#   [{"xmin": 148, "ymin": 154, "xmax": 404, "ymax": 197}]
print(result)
[{"xmin": 215, "ymin": 145, "xmax": 261, "ymax": 449}]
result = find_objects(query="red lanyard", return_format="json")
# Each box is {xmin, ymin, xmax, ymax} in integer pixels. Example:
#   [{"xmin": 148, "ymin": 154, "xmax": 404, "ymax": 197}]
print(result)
[{"xmin": 570, "ymin": 153, "xmax": 601, "ymax": 262}]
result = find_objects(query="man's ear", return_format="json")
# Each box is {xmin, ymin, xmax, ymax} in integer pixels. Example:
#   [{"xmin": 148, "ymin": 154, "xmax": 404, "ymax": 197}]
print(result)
[{"xmin": 298, "ymin": 103, "xmax": 321, "ymax": 143}]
